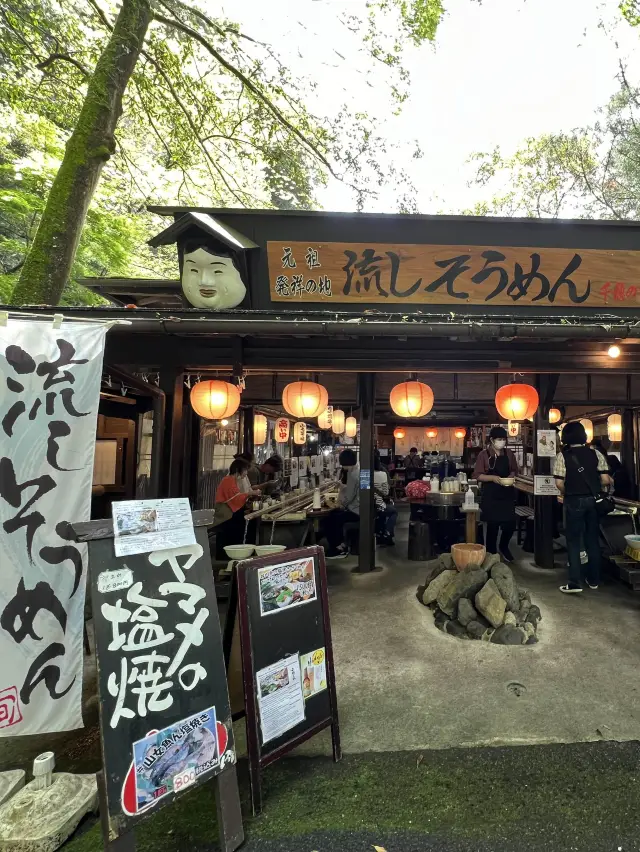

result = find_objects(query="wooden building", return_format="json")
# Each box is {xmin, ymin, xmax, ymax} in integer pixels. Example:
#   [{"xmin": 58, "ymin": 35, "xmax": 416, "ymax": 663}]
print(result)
[{"xmin": 34, "ymin": 208, "xmax": 640, "ymax": 573}]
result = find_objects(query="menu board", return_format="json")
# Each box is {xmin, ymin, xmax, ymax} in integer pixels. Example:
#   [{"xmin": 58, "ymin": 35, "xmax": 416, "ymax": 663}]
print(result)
[
  {"xmin": 74, "ymin": 516, "xmax": 242, "ymax": 847},
  {"xmin": 236, "ymin": 546, "xmax": 341, "ymax": 813}
]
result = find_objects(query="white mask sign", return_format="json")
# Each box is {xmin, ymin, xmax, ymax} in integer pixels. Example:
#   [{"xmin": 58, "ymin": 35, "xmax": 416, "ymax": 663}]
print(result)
[{"xmin": 181, "ymin": 247, "xmax": 246, "ymax": 310}]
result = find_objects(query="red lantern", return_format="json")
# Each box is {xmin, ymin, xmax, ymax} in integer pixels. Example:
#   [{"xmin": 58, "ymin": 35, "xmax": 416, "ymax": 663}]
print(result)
[
  {"xmin": 548, "ymin": 408, "xmax": 562, "ymax": 424},
  {"xmin": 393, "ymin": 427, "xmax": 406, "ymax": 439},
  {"xmin": 390, "ymin": 381, "xmax": 434, "ymax": 418},
  {"xmin": 495, "ymin": 383, "xmax": 539, "ymax": 421},
  {"xmin": 454, "ymin": 428, "xmax": 466, "ymax": 440},
  {"xmin": 425, "ymin": 427, "xmax": 438, "ymax": 439}
]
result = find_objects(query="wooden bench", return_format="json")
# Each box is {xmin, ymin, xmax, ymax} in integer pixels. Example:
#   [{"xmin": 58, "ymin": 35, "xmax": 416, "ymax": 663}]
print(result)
[{"xmin": 516, "ymin": 505, "xmax": 534, "ymax": 546}]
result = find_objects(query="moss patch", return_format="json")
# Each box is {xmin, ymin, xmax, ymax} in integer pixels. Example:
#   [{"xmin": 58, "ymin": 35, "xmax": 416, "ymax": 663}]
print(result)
[{"xmin": 59, "ymin": 743, "xmax": 640, "ymax": 851}]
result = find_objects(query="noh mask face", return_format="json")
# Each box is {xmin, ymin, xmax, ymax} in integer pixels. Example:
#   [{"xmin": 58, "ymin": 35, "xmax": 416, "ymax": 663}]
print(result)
[{"xmin": 181, "ymin": 247, "xmax": 246, "ymax": 310}]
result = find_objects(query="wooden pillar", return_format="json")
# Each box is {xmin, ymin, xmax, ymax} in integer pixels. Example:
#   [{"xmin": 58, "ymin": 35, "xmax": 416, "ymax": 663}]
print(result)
[
  {"xmin": 242, "ymin": 407, "xmax": 254, "ymax": 457},
  {"xmin": 622, "ymin": 408, "xmax": 637, "ymax": 499},
  {"xmin": 162, "ymin": 369, "xmax": 185, "ymax": 498},
  {"xmin": 357, "ymin": 373, "xmax": 376, "ymax": 573},
  {"xmin": 533, "ymin": 374, "xmax": 558, "ymax": 569}
]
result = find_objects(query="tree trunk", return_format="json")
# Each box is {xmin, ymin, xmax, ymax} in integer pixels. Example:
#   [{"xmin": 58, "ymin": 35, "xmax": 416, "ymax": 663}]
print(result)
[{"xmin": 12, "ymin": 0, "xmax": 152, "ymax": 306}]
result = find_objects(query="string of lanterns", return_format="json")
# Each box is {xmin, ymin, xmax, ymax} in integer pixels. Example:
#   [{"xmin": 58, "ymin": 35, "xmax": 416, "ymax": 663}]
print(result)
[{"xmin": 192, "ymin": 375, "xmax": 595, "ymax": 452}]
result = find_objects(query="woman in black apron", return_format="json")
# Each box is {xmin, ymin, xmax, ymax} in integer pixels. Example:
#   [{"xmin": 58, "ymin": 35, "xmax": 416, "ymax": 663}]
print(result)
[{"xmin": 473, "ymin": 426, "xmax": 519, "ymax": 561}]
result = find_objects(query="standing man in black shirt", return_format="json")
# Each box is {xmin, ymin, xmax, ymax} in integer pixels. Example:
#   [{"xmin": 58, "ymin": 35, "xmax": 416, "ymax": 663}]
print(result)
[{"xmin": 553, "ymin": 421, "xmax": 611, "ymax": 594}]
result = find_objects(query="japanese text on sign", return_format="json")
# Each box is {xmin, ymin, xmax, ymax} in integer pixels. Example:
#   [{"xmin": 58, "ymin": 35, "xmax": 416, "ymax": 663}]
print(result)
[
  {"xmin": 267, "ymin": 242, "xmax": 640, "ymax": 308},
  {"xmin": 101, "ymin": 543, "xmax": 209, "ymax": 729},
  {"xmin": 0, "ymin": 320, "xmax": 106, "ymax": 736}
]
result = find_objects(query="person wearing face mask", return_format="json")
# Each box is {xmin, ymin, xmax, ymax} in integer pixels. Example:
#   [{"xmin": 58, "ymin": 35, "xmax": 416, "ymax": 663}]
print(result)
[
  {"xmin": 214, "ymin": 459, "xmax": 261, "ymax": 558},
  {"xmin": 473, "ymin": 426, "xmax": 519, "ymax": 561}
]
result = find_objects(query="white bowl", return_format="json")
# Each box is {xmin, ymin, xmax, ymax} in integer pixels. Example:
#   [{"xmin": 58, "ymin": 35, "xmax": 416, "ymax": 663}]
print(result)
[
  {"xmin": 499, "ymin": 477, "xmax": 515, "ymax": 486},
  {"xmin": 224, "ymin": 544, "xmax": 255, "ymax": 559},
  {"xmin": 254, "ymin": 544, "xmax": 287, "ymax": 556},
  {"xmin": 624, "ymin": 534, "xmax": 640, "ymax": 547}
]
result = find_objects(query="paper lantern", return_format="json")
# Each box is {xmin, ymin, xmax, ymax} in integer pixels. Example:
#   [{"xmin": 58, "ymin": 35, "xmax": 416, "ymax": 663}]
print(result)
[
  {"xmin": 275, "ymin": 417, "xmax": 290, "ymax": 442},
  {"xmin": 390, "ymin": 381, "xmax": 434, "ymax": 418},
  {"xmin": 495, "ymin": 383, "xmax": 539, "ymax": 421},
  {"xmin": 282, "ymin": 381, "xmax": 328, "ymax": 418},
  {"xmin": 580, "ymin": 418, "xmax": 593, "ymax": 443},
  {"xmin": 548, "ymin": 408, "xmax": 562, "ymax": 424},
  {"xmin": 254, "ymin": 413, "xmax": 267, "ymax": 445},
  {"xmin": 293, "ymin": 421, "xmax": 307, "ymax": 445},
  {"xmin": 332, "ymin": 409, "xmax": 345, "ymax": 435},
  {"xmin": 393, "ymin": 427, "xmax": 406, "ymax": 439},
  {"xmin": 607, "ymin": 413, "xmax": 622, "ymax": 442},
  {"xmin": 318, "ymin": 406, "xmax": 333, "ymax": 429},
  {"xmin": 190, "ymin": 380, "xmax": 240, "ymax": 420},
  {"xmin": 454, "ymin": 428, "xmax": 466, "ymax": 440},
  {"xmin": 345, "ymin": 416, "xmax": 358, "ymax": 438},
  {"xmin": 425, "ymin": 427, "xmax": 438, "ymax": 439}
]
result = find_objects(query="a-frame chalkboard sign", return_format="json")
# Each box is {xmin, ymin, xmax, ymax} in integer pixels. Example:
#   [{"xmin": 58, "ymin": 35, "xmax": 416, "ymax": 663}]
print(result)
[
  {"xmin": 230, "ymin": 545, "xmax": 341, "ymax": 814},
  {"xmin": 72, "ymin": 510, "xmax": 243, "ymax": 852}
]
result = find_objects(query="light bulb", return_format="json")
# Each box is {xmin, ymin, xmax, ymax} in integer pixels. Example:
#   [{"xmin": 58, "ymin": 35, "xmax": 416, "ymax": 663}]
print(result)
[
  {"xmin": 608, "ymin": 344, "xmax": 621, "ymax": 359},
  {"xmin": 221, "ymin": 419, "xmax": 229, "ymax": 426}
]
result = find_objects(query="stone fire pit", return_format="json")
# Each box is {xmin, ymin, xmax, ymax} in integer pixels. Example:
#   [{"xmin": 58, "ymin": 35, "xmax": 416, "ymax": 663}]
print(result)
[{"xmin": 416, "ymin": 552, "xmax": 541, "ymax": 645}]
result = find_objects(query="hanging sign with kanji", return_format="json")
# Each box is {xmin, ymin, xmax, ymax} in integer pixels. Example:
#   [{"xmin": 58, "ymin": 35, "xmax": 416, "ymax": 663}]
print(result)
[
  {"xmin": 0, "ymin": 318, "xmax": 106, "ymax": 736},
  {"xmin": 275, "ymin": 418, "xmax": 290, "ymax": 443},
  {"xmin": 267, "ymin": 242, "xmax": 640, "ymax": 308}
]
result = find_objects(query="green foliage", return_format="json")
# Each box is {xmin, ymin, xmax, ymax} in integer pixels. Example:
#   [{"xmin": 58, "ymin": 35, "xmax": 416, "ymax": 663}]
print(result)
[
  {"xmin": 1, "ymin": 0, "xmax": 447, "ymax": 305},
  {"xmin": 620, "ymin": 0, "xmax": 640, "ymax": 27},
  {"xmin": 469, "ymin": 83, "xmax": 640, "ymax": 220},
  {"xmin": 0, "ymin": 107, "xmax": 153, "ymax": 305}
]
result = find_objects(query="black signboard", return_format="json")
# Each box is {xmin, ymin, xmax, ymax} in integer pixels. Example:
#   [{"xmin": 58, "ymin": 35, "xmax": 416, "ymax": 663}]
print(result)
[
  {"xmin": 73, "ymin": 511, "xmax": 243, "ymax": 852},
  {"xmin": 235, "ymin": 545, "xmax": 341, "ymax": 813}
]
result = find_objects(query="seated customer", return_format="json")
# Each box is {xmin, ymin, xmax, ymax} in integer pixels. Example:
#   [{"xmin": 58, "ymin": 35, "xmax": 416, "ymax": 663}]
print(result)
[
  {"xmin": 214, "ymin": 459, "xmax": 260, "ymax": 559},
  {"xmin": 324, "ymin": 449, "xmax": 359, "ymax": 558},
  {"xmin": 374, "ymin": 454, "xmax": 397, "ymax": 545}
]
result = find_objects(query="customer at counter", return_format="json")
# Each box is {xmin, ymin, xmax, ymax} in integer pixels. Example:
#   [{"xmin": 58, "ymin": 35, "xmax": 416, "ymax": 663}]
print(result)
[
  {"xmin": 374, "ymin": 454, "xmax": 397, "ymax": 546},
  {"xmin": 473, "ymin": 426, "xmax": 519, "ymax": 562},
  {"xmin": 404, "ymin": 447, "xmax": 423, "ymax": 482},
  {"xmin": 236, "ymin": 451, "xmax": 283, "ymax": 490},
  {"xmin": 214, "ymin": 458, "xmax": 261, "ymax": 558},
  {"xmin": 324, "ymin": 449, "xmax": 359, "ymax": 558},
  {"xmin": 553, "ymin": 421, "xmax": 611, "ymax": 594}
]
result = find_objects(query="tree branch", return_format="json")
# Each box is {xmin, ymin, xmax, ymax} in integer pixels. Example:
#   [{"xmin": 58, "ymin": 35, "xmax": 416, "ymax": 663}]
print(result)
[
  {"xmin": 36, "ymin": 52, "xmax": 90, "ymax": 78},
  {"xmin": 138, "ymin": 46, "xmax": 250, "ymax": 205},
  {"xmin": 151, "ymin": 11, "xmax": 339, "ymax": 179}
]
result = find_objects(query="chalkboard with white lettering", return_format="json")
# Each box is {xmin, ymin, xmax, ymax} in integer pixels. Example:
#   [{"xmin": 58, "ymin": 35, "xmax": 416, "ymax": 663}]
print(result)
[{"xmin": 73, "ymin": 512, "xmax": 243, "ymax": 852}]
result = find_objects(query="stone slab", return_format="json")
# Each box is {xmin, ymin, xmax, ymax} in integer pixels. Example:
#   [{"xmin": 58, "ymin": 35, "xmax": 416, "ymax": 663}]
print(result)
[
  {"xmin": 0, "ymin": 774, "xmax": 24, "ymax": 808},
  {"xmin": 0, "ymin": 773, "xmax": 97, "ymax": 852}
]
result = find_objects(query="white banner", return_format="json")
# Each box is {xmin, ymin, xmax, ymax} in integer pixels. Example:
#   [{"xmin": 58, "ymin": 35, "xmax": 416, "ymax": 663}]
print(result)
[{"xmin": 0, "ymin": 319, "xmax": 106, "ymax": 735}]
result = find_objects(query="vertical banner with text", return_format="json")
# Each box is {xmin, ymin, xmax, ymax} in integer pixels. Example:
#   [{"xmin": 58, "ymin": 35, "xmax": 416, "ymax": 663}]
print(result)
[{"xmin": 0, "ymin": 319, "xmax": 106, "ymax": 735}]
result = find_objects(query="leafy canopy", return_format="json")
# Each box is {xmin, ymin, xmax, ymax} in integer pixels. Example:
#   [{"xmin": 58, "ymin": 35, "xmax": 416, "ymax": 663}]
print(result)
[
  {"xmin": 468, "ymin": 82, "xmax": 640, "ymax": 220},
  {"xmin": 1, "ymin": 0, "xmax": 448, "ymax": 304}
]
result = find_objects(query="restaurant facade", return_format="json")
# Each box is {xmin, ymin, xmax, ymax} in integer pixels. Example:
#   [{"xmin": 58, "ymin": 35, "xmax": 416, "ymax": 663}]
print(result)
[{"xmin": 22, "ymin": 207, "xmax": 640, "ymax": 577}]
